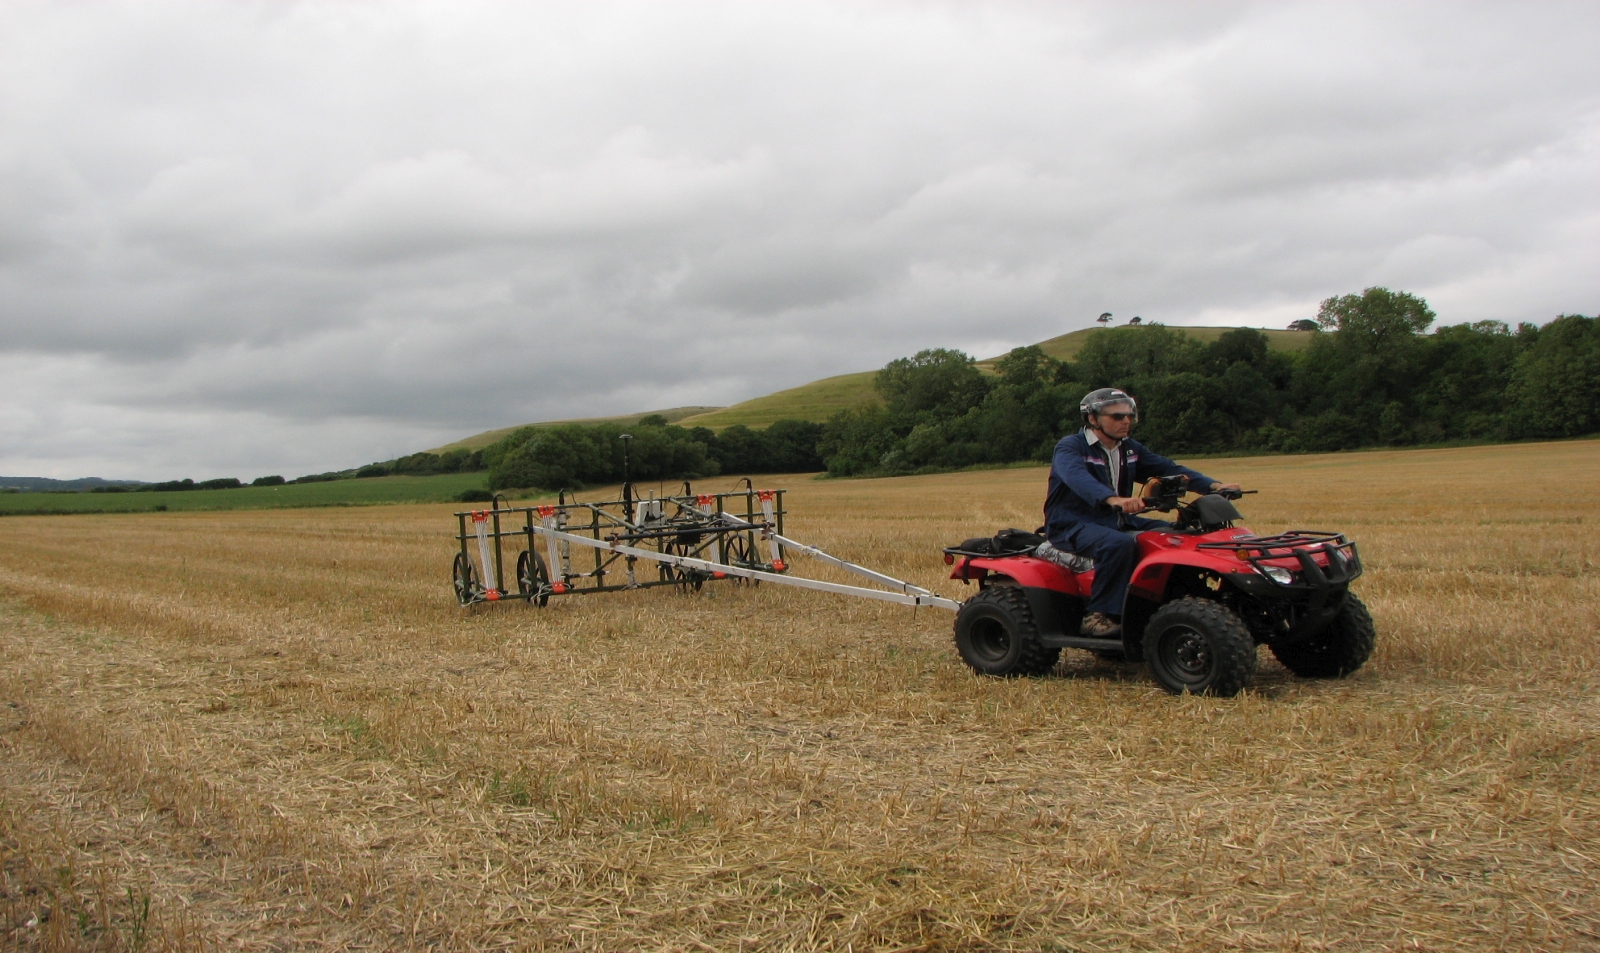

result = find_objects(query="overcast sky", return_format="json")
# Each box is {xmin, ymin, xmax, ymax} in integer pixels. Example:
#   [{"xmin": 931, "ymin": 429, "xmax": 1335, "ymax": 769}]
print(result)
[{"xmin": 2, "ymin": 2, "xmax": 1596, "ymax": 480}]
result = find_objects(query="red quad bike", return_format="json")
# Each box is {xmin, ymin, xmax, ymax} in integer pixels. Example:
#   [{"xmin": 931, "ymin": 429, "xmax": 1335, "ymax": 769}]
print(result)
[{"xmin": 944, "ymin": 478, "xmax": 1374, "ymax": 696}]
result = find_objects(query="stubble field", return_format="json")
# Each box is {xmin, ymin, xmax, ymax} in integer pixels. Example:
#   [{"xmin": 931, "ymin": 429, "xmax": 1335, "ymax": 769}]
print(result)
[{"xmin": 1, "ymin": 441, "xmax": 1596, "ymax": 951}]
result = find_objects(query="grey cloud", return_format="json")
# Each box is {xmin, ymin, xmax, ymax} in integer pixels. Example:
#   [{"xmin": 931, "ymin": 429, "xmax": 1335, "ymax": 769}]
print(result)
[{"xmin": 0, "ymin": 1, "xmax": 1596, "ymax": 479}]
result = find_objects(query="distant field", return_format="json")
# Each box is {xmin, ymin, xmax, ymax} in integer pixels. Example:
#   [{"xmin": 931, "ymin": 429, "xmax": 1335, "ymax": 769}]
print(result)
[
  {"xmin": 0, "ymin": 472, "xmax": 498, "ymax": 515},
  {"xmin": 0, "ymin": 440, "xmax": 1594, "ymax": 950}
]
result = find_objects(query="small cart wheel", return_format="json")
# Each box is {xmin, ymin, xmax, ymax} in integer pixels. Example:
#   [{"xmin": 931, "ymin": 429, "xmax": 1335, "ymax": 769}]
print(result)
[
  {"xmin": 452, "ymin": 552, "xmax": 478, "ymax": 605},
  {"xmin": 725, "ymin": 535, "xmax": 758, "ymax": 587},
  {"xmin": 517, "ymin": 550, "xmax": 550, "ymax": 607}
]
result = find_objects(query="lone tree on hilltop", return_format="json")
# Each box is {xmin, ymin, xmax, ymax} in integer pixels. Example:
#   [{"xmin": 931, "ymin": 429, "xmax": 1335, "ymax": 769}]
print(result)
[
  {"xmin": 1287, "ymin": 318, "xmax": 1318, "ymax": 331},
  {"xmin": 1128, "ymin": 316, "xmax": 1143, "ymax": 326},
  {"xmin": 1096, "ymin": 312, "xmax": 1113, "ymax": 328}
]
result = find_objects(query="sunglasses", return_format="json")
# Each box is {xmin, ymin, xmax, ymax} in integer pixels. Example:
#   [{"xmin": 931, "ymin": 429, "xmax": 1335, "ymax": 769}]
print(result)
[{"xmin": 1101, "ymin": 412, "xmax": 1138, "ymax": 422}]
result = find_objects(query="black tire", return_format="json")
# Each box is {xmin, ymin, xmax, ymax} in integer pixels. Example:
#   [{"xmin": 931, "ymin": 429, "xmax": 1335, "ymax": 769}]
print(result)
[
  {"xmin": 452, "ymin": 552, "xmax": 477, "ymax": 605},
  {"xmin": 1270, "ymin": 592, "xmax": 1376, "ymax": 678},
  {"xmin": 1142, "ymin": 596, "xmax": 1257, "ymax": 697},
  {"xmin": 953, "ymin": 587, "xmax": 1061, "ymax": 677},
  {"xmin": 516, "ymin": 549, "xmax": 550, "ymax": 607}
]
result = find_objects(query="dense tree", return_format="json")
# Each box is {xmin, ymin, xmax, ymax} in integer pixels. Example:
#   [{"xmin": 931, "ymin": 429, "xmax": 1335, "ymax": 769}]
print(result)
[
  {"xmin": 816, "ymin": 292, "xmax": 1587, "ymax": 475},
  {"xmin": 484, "ymin": 418, "xmax": 829, "ymax": 491},
  {"xmin": 1508, "ymin": 314, "xmax": 1600, "ymax": 436},
  {"xmin": 875, "ymin": 349, "xmax": 991, "ymax": 419}
]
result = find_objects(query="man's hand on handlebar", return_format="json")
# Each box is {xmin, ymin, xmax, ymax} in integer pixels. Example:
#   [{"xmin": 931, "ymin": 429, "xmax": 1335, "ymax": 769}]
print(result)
[
  {"xmin": 1105, "ymin": 496, "xmax": 1148, "ymax": 515},
  {"xmin": 1209, "ymin": 479, "xmax": 1248, "ymax": 502}
]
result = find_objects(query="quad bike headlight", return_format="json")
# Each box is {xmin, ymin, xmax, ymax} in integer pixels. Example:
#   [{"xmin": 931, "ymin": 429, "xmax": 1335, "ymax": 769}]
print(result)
[{"xmin": 1260, "ymin": 566, "xmax": 1296, "ymax": 585}]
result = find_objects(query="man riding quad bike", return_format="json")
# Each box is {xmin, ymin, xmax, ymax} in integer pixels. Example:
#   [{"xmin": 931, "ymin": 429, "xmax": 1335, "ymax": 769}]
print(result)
[{"xmin": 943, "ymin": 389, "xmax": 1374, "ymax": 696}]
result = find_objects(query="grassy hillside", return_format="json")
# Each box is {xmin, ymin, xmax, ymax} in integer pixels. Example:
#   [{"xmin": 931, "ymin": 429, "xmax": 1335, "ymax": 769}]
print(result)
[
  {"xmin": 0, "ymin": 472, "xmax": 510, "ymax": 515},
  {"xmin": 428, "ymin": 327, "xmax": 1314, "ymax": 442},
  {"xmin": 674, "ymin": 372, "xmax": 880, "ymax": 429},
  {"xmin": 429, "ymin": 406, "xmax": 723, "ymax": 453},
  {"xmin": 682, "ymin": 326, "xmax": 1314, "ymax": 430},
  {"xmin": 1004, "ymin": 325, "xmax": 1314, "ymax": 367}
]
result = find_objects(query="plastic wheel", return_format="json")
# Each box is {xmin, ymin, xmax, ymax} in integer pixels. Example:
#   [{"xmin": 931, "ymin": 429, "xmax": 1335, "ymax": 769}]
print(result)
[
  {"xmin": 953, "ymin": 587, "xmax": 1061, "ymax": 677},
  {"xmin": 452, "ymin": 552, "xmax": 478, "ymax": 605},
  {"xmin": 516, "ymin": 549, "xmax": 550, "ymax": 607},
  {"xmin": 1270, "ymin": 592, "xmax": 1376, "ymax": 678},
  {"xmin": 1142, "ymin": 596, "xmax": 1258, "ymax": 696}
]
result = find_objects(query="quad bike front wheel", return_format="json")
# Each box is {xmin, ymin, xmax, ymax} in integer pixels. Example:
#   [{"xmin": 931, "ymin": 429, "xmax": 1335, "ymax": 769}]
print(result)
[
  {"xmin": 1269, "ymin": 592, "xmax": 1376, "ymax": 678},
  {"xmin": 1142, "ymin": 597, "xmax": 1258, "ymax": 697},
  {"xmin": 953, "ymin": 587, "xmax": 1061, "ymax": 677}
]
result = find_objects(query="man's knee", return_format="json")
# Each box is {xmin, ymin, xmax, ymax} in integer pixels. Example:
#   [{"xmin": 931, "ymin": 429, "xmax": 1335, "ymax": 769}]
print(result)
[{"xmin": 1084, "ymin": 529, "xmax": 1137, "ymax": 563}]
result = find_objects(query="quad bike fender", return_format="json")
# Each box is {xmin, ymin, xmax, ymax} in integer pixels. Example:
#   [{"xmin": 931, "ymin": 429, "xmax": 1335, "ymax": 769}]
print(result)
[
  {"xmin": 952, "ymin": 555, "xmax": 1087, "ymax": 597},
  {"xmin": 1123, "ymin": 549, "xmax": 1246, "ymax": 602}
]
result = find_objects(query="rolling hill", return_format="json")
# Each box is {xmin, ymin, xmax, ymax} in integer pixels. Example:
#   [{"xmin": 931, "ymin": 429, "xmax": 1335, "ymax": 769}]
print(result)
[
  {"xmin": 439, "ymin": 326, "xmax": 1314, "ymax": 445},
  {"xmin": 677, "ymin": 326, "xmax": 1313, "ymax": 430}
]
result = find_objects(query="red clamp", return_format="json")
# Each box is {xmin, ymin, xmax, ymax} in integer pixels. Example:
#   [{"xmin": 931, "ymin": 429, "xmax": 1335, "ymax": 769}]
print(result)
[
  {"xmin": 757, "ymin": 490, "xmax": 775, "ymax": 502},
  {"xmin": 536, "ymin": 505, "xmax": 556, "ymax": 518},
  {"xmin": 771, "ymin": 559, "xmax": 786, "ymax": 572},
  {"xmin": 697, "ymin": 494, "xmax": 714, "ymax": 507},
  {"xmin": 471, "ymin": 511, "xmax": 488, "ymax": 523}
]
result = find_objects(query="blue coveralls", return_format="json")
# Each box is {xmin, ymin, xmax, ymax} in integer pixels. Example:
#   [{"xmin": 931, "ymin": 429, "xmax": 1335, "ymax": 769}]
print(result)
[{"xmin": 1044, "ymin": 428, "xmax": 1218, "ymax": 616}]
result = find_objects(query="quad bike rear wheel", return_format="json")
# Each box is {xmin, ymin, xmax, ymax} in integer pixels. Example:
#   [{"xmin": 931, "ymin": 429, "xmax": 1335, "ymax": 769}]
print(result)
[
  {"xmin": 954, "ymin": 587, "xmax": 1061, "ymax": 677},
  {"xmin": 1142, "ymin": 596, "xmax": 1258, "ymax": 697},
  {"xmin": 1269, "ymin": 592, "xmax": 1375, "ymax": 678}
]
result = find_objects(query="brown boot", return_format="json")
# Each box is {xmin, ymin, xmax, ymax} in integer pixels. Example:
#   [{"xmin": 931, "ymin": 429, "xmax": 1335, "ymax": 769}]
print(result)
[{"xmin": 1080, "ymin": 612, "xmax": 1122, "ymax": 638}]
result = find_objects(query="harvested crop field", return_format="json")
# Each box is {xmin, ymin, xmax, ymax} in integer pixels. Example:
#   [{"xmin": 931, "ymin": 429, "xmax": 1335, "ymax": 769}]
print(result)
[{"xmin": 1, "ymin": 440, "xmax": 1597, "ymax": 951}]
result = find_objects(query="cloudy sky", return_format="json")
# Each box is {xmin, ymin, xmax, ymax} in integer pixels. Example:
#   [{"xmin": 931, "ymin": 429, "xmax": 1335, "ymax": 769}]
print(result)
[{"xmin": 2, "ymin": 2, "xmax": 1596, "ymax": 480}]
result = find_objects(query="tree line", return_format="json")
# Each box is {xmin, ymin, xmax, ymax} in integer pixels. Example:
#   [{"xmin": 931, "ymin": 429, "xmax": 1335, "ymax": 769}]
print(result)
[
  {"xmin": 822, "ymin": 289, "xmax": 1597, "ymax": 476},
  {"xmin": 353, "ymin": 287, "xmax": 1597, "ymax": 491},
  {"xmin": 483, "ymin": 416, "xmax": 824, "ymax": 491}
]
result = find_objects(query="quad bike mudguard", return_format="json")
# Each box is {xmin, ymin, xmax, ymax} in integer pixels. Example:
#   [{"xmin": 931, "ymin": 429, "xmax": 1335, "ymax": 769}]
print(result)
[{"xmin": 948, "ymin": 554, "xmax": 1133, "ymax": 656}]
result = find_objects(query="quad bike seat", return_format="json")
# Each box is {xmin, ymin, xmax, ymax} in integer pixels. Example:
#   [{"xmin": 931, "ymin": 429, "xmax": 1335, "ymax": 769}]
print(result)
[{"xmin": 943, "ymin": 528, "xmax": 1095, "ymax": 573}]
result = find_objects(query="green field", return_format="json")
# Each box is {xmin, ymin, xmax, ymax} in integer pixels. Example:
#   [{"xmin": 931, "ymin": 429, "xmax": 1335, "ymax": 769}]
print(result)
[{"xmin": 0, "ymin": 472, "xmax": 505, "ymax": 516}]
